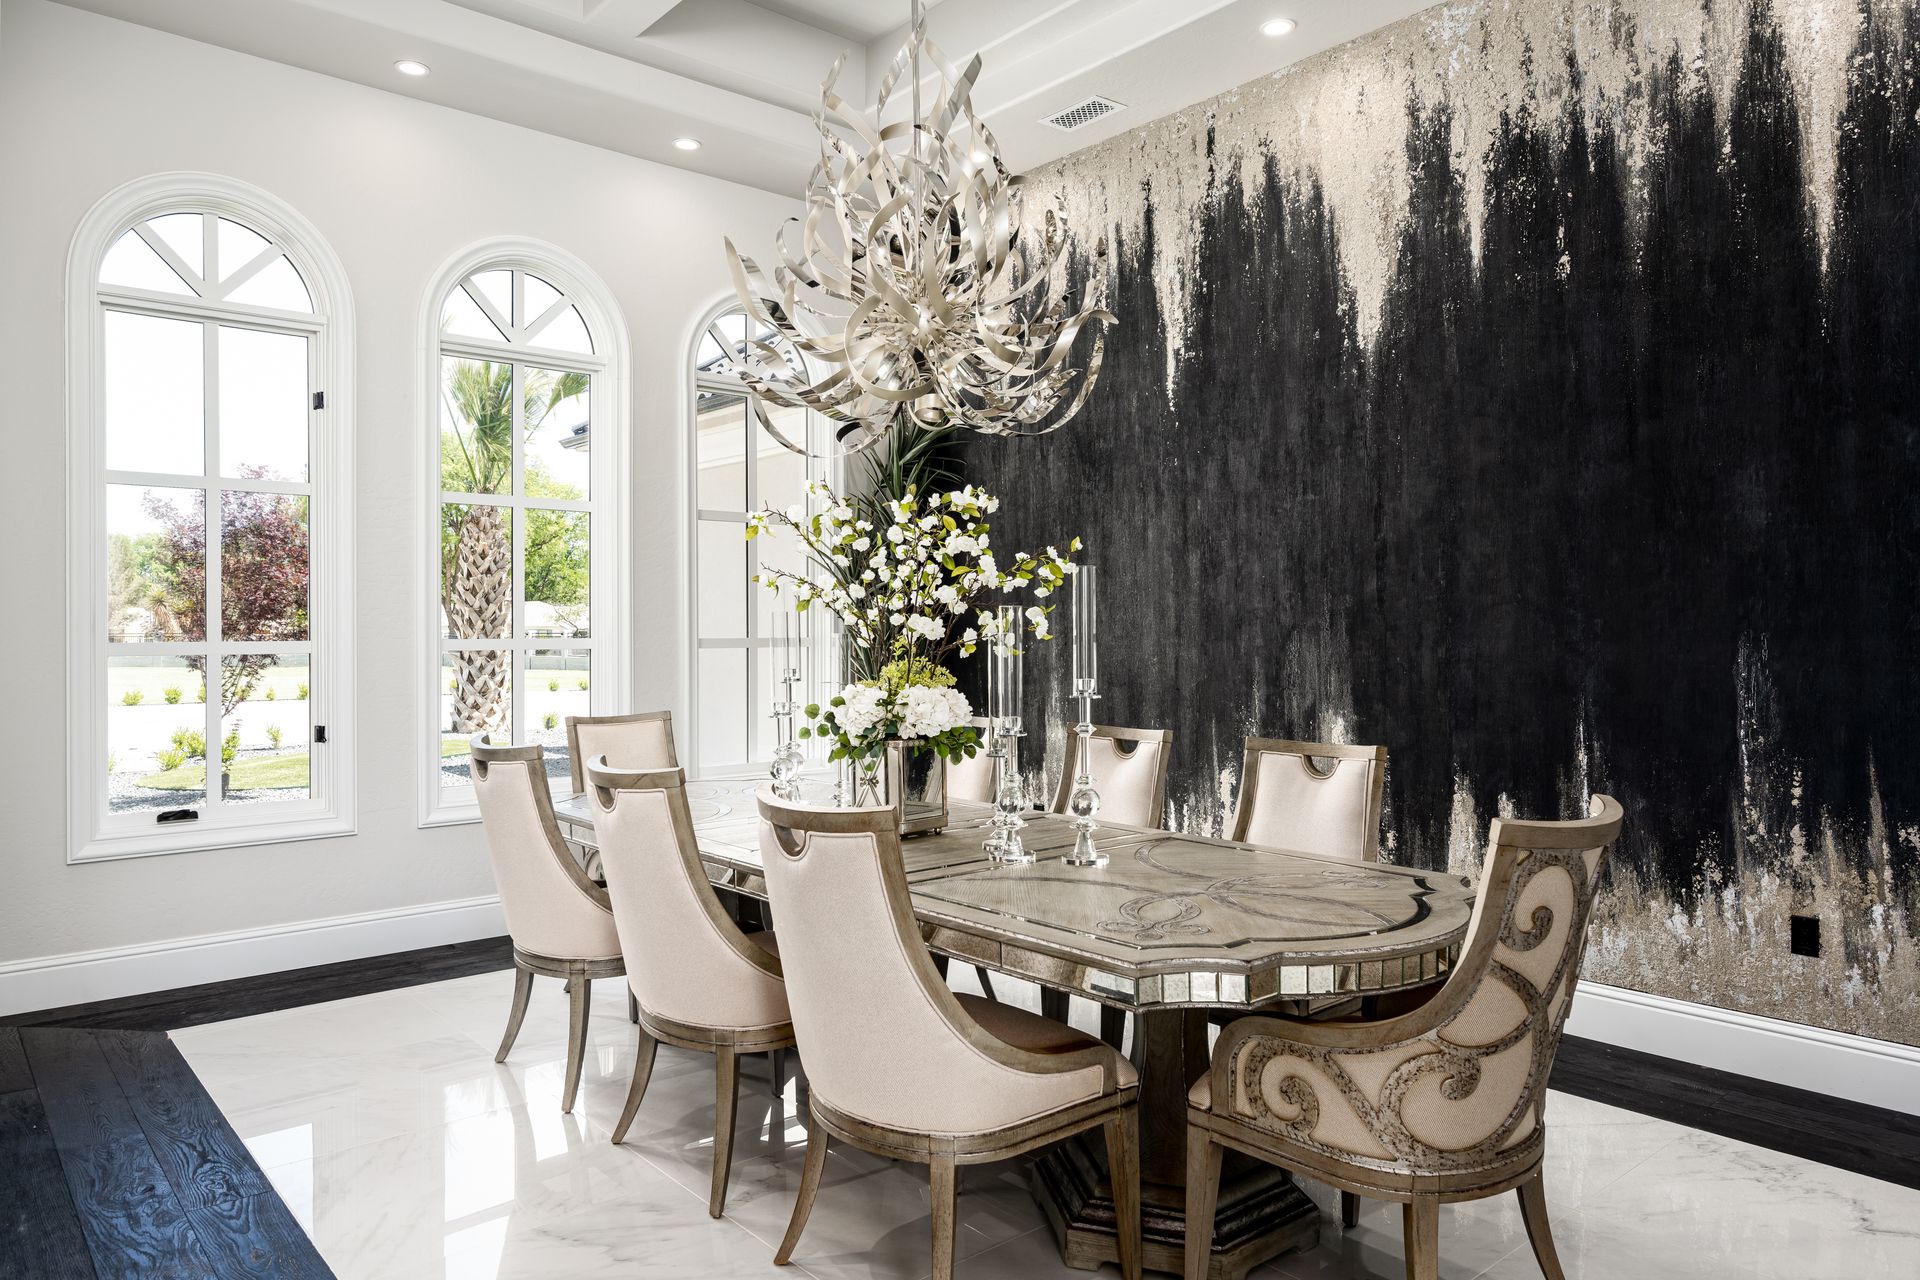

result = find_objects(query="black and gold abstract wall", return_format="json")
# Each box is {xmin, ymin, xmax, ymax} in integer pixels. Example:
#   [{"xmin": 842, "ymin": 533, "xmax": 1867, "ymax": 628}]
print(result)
[{"xmin": 963, "ymin": 0, "xmax": 1920, "ymax": 1046}]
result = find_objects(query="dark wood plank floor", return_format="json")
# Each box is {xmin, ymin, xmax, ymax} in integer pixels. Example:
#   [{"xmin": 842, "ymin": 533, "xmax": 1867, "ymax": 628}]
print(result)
[
  {"xmin": 5, "ymin": 936, "xmax": 1917, "ymax": 1197},
  {"xmin": 0, "ymin": 1026, "xmax": 333, "ymax": 1280}
]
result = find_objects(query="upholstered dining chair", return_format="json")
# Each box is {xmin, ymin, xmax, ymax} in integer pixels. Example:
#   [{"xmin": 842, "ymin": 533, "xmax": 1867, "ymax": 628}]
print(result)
[
  {"xmin": 1184, "ymin": 795, "xmax": 1625, "ymax": 1280},
  {"xmin": 1040, "ymin": 724, "xmax": 1173, "ymax": 1048},
  {"xmin": 470, "ymin": 734, "xmax": 624, "ymax": 1114},
  {"xmin": 944, "ymin": 716, "xmax": 997, "ymax": 804},
  {"xmin": 565, "ymin": 709, "xmax": 677, "ymax": 793},
  {"xmin": 1049, "ymin": 723, "xmax": 1173, "ymax": 830},
  {"xmin": 583, "ymin": 758, "xmax": 795, "ymax": 1218},
  {"xmin": 1229, "ymin": 737, "xmax": 1388, "ymax": 862},
  {"xmin": 756, "ymin": 791, "xmax": 1143, "ymax": 1280}
]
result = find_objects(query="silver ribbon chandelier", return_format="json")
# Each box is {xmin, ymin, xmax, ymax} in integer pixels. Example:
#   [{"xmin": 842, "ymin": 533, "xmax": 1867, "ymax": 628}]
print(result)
[{"xmin": 722, "ymin": 0, "xmax": 1115, "ymax": 456}]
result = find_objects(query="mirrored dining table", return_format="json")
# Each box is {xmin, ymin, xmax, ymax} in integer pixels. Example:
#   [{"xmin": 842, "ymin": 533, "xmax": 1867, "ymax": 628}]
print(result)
[{"xmin": 553, "ymin": 776, "xmax": 1476, "ymax": 1280}]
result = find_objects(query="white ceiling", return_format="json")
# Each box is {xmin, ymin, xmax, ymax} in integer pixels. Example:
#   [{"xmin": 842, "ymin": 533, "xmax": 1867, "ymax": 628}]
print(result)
[{"xmin": 54, "ymin": 0, "xmax": 1433, "ymax": 195}]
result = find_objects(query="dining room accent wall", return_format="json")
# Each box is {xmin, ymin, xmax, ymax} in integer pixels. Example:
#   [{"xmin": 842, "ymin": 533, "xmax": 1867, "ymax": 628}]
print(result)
[{"xmin": 961, "ymin": 0, "xmax": 1920, "ymax": 1048}]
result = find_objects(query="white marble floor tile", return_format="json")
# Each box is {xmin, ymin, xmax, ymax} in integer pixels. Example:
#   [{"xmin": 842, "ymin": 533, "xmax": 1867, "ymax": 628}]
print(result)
[{"xmin": 169, "ymin": 973, "xmax": 1920, "ymax": 1280}]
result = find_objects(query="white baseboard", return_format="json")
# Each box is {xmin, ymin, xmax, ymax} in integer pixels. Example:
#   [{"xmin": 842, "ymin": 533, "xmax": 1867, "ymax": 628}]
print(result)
[
  {"xmin": 0, "ymin": 895, "xmax": 506, "ymax": 1018},
  {"xmin": 1567, "ymin": 980, "xmax": 1920, "ymax": 1117}
]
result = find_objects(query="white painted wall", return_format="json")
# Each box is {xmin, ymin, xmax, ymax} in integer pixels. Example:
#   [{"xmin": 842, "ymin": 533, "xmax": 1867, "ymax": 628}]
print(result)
[{"xmin": 0, "ymin": 0, "xmax": 794, "ymax": 1003}]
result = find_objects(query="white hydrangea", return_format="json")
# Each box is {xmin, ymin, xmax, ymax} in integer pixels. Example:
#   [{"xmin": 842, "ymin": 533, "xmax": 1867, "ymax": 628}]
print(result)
[
  {"xmin": 834, "ymin": 683, "xmax": 888, "ymax": 738},
  {"xmin": 897, "ymin": 684, "xmax": 971, "ymax": 739}
]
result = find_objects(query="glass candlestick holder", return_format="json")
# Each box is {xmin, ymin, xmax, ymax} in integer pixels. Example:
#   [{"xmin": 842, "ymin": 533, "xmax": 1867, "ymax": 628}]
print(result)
[
  {"xmin": 769, "ymin": 664, "xmax": 806, "ymax": 801},
  {"xmin": 1061, "ymin": 679, "xmax": 1104, "ymax": 866},
  {"xmin": 986, "ymin": 721, "xmax": 1031, "ymax": 863}
]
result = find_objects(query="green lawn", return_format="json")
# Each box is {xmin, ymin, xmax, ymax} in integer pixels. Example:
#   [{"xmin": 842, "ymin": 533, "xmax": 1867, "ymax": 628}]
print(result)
[{"xmin": 140, "ymin": 753, "xmax": 309, "ymax": 791}]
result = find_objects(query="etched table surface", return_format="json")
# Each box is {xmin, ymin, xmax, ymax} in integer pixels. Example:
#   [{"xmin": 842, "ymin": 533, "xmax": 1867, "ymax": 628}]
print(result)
[{"xmin": 554, "ymin": 776, "xmax": 1473, "ymax": 1011}]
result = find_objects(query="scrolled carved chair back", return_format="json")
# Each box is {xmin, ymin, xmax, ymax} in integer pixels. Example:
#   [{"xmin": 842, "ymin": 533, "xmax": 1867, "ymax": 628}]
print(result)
[
  {"xmin": 1213, "ymin": 795, "xmax": 1624, "ymax": 1179},
  {"xmin": 469, "ymin": 734, "xmax": 615, "ymax": 959}
]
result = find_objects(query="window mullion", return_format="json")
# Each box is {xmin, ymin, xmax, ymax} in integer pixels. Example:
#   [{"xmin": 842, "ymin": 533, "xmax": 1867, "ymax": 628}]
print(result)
[
  {"xmin": 203, "ymin": 316, "xmax": 224, "ymax": 814},
  {"xmin": 511, "ymin": 359, "xmax": 526, "ymax": 746}
]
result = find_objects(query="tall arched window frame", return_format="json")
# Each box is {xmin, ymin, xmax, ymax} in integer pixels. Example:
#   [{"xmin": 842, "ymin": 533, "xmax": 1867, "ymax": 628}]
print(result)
[
  {"xmin": 687, "ymin": 303, "xmax": 833, "ymax": 772},
  {"xmin": 66, "ymin": 173, "xmax": 356, "ymax": 861},
  {"xmin": 422, "ymin": 242, "xmax": 630, "ymax": 825}
]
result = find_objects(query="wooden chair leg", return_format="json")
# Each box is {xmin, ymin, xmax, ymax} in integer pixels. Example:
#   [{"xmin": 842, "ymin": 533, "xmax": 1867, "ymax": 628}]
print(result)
[
  {"xmin": 974, "ymin": 966, "xmax": 997, "ymax": 1001},
  {"xmin": 770, "ymin": 1047, "xmax": 788, "ymax": 1097},
  {"xmin": 1104, "ymin": 1109, "xmax": 1142, "ymax": 1280},
  {"xmin": 610, "ymin": 1028, "xmax": 657, "ymax": 1144},
  {"xmin": 1183, "ymin": 1126, "xmax": 1223, "ymax": 1280},
  {"xmin": 709, "ymin": 1047, "xmax": 740, "ymax": 1218},
  {"xmin": 1099, "ymin": 1005, "xmax": 1127, "ymax": 1051},
  {"xmin": 495, "ymin": 966, "xmax": 533, "ymax": 1063},
  {"xmin": 1341, "ymin": 1190, "xmax": 1362, "ymax": 1229},
  {"xmin": 1516, "ymin": 1171, "xmax": 1566, "ymax": 1280},
  {"xmin": 1402, "ymin": 1196, "xmax": 1439, "ymax": 1280},
  {"xmin": 627, "ymin": 988, "xmax": 638, "ymax": 1024},
  {"xmin": 774, "ymin": 1106, "xmax": 830, "ymax": 1265},
  {"xmin": 929, "ymin": 1155, "xmax": 958, "ymax": 1280},
  {"xmin": 561, "ymin": 969, "xmax": 592, "ymax": 1113},
  {"xmin": 1040, "ymin": 988, "xmax": 1068, "ymax": 1022}
]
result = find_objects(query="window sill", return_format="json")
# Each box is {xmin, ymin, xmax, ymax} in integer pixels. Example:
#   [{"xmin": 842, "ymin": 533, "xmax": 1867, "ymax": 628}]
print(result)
[{"xmin": 69, "ymin": 813, "xmax": 357, "ymax": 864}]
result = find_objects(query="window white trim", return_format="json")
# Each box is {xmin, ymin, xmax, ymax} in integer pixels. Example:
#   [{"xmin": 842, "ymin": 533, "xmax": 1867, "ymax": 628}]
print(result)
[
  {"xmin": 65, "ymin": 172, "xmax": 357, "ymax": 862},
  {"xmin": 418, "ymin": 238, "xmax": 631, "ymax": 828}
]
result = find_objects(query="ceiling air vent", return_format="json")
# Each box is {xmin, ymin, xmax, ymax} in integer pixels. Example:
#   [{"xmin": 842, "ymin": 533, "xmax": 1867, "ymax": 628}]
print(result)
[{"xmin": 1042, "ymin": 95, "xmax": 1125, "ymax": 132}]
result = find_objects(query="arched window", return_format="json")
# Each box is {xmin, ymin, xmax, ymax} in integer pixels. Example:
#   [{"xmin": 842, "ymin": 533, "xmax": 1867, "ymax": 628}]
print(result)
[
  {"xmin": 425, "ymin": 245, "xmax": 627, "ymax": 821},
  {"xmin": 67, "ymin": 174, "xmax": 354, "ymax": 860},
  {"xmin": 688, "ymin": 304, "xmax": 829, "ymax": 771}
]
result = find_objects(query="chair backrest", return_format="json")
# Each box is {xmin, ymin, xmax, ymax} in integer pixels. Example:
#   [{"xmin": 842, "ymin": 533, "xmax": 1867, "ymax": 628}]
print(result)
[
  {"xmin": 1213, "ymin": 795, "xmax": 1624, "ymax": 1174},
  {"xmin": 583, "ymin": 759, "xmax": 786, "ymax": 1032},
  {"xmin": 565, "ymin": 711, "xmax": 677, "ymax": 794},
  {"xmin": 944, "ymin": 717, "xmax": 996, "ymax": 804},
  {"xmin": 1050, "ymin": 724, "xmax": 1173, "ymax": 829},
  {"xmin": 1228, "ymin": 737, "xmax": 1387, "ymax": 860},
  {"xmin": 756, "ymin": 791, "xmax": 1117, "ymax": 1135},
  {"xmin": 470, "ymin": 734, "xmax": 618, "ymax": 960}
]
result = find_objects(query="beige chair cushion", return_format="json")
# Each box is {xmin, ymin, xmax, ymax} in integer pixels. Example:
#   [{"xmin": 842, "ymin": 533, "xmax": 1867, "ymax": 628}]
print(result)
[
  {"xmin": 1238, "ymin": 751, "xmax": 1377, "ymax": 861},
  {"xmin": 598, "ymin": 787, "xmax": 789, "ymax": 1033},
  {"xmin": 574, "ymin": 718, "xmax": 675, "ymax": 773},
  {"xmin": 474, "ymin": 757, "xmax": 621, "ymax": 961},
  {"xmin": 957, "ymin": 994, "xmax": 1139, "ymax": 1087},
  {"xmin": 760, "ymin": 823, "xmax": 1122, "ymax": 1137}
]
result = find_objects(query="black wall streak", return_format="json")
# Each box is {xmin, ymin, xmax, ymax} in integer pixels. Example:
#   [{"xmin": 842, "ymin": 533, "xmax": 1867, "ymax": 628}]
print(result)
[{"xmin": 960, "ymin": 1, "xmax": 1920, "ymax": 1041}]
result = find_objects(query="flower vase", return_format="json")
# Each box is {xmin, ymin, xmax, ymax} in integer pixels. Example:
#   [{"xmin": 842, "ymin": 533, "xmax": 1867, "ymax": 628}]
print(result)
[{"xmin": 845, "ymin": 740, "xmax": 948, "ymax": 836}]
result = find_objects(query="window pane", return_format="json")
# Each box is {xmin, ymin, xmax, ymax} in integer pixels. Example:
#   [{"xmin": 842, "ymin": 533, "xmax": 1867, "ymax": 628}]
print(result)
[
  {"xmin": 222, "ymin": 490, "xmax": 309, "ymax": 642},
  {"xmin": 471, "ymin": 270, "xmax": 513, "ymax": 324},
  {"xmin": 105, "ymin": 310, "xmax": 203, "ymax": 475},
  {"xmin": 758, "ymin": 405, "xmax": 810, "ymax": 515},
  {"xmin": 440, "ymin": 503, "xmax": 513, "ymax": 640},
  {"xmin": 216, "ymin": 218, "xmax": 271, "ymax": 281},
  {"xmin": 756, "ymin": 506, "xmax": 812, "ymax": 598},
  {"xmin": 222, "ymin": 654, "xmax": 310, "ymax": 805},
  {"xmin": 531, "ymin": 306, "xmax": 592, "ymax": 354},
  {"xmin": 442, "ymin": 286, "xmax": 506, "ymax": 343},
  {"xmin": 226, "ymin": 256, "xmax": 312, "ymax": 313},
  {"xmin": 441, "ymin": 651, "xmax": 512, "ymax": 787},
  {"xmin": 524, "ymin": 367, "xmax": 589, "ymax": 499},
  {"xmin": 696, "ymin": 331, "xmax": 725, "ymax": 373},
  {"xmin": 526, "ymin": 649, "xmax": 589, "ymax": 784},
  {"xmin": 219, "ymin": 327, "xmax": 309, "ymax": 481},
  {"xmin": 523, "ymin": 274, "xmax": 562, "ymax": 327},
  {"xmin": 440, "ymin": 357, "xmax": 512, "ymax": 495},
  {"xmin": 698, "ymin": 519, "xmax": 747, "ymax": 637},
  {"xmin": 107, "ymin": 484, "xmax": 204, "ymax": 642},
  {"xmin": 525, "ymin": 509, "xmax": 589, "ymax": 638},
  {"xmin": 100, "ymin": 230, "xmax": 193, "ymax": 295},
  {"xmin": 695, "ymin": 388, "xmax": 746, "ymax": 511},
  {"xmin": 108, "ymin": 655, "xmax": 207, "ymax": 813},
  {"xmin": 697, "ymin": 647, "xmax": 747, "ymax": 770},
  {"xmin": 751, "ymin": 640, "xmax": 781, "ymax": 764},
  {"xmin": 147, "ymin": 214, "xmax": 204, "ymax": 277}
]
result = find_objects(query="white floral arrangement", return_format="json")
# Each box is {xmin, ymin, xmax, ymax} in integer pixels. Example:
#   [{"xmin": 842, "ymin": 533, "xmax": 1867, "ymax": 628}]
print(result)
[{"xmin": 748, "ymin": 480, "xmax": 1079, "ymax": 764}]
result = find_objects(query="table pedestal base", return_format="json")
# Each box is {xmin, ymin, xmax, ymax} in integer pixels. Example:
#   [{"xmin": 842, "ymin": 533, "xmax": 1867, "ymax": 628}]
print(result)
[{"xmin": 1031, "ymin": 1133, "xmax": 1320, "ymax": 1280}]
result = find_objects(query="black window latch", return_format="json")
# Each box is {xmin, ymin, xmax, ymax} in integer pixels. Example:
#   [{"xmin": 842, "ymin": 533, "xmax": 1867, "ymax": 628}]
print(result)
[{"xmin": 157, "ymin": 809, "xmax": 200, "ymax": 823}]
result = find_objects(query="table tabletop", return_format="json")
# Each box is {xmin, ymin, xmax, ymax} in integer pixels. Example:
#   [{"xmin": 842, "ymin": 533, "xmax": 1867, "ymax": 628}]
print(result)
[{"xmin": 553, "ymin": 775, "xmax": 1475, "ymax": 1014}]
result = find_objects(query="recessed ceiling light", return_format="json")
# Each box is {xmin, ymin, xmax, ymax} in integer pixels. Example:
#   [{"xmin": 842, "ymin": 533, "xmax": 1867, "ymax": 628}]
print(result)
[
  {"xmin": 673, "ymin": 137, "xmax": 703, "ymax": 152},
  {"xmin": 1260, "ymin": 18, "xmax": 1296, "ymax": 37},
  {"xmin": 394, "ymin": 59, "xmax": 430, "ymax": 76}
]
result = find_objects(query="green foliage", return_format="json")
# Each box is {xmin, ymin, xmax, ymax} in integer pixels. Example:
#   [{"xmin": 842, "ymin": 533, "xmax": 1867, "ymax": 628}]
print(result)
[
  {"xmin": 576, "ymin": 678, "xmax": 588, "ymax": 690},
  {"xmin": 297, "ymin": 681, "xmax": 309, "ymax": 699},
  {"xmin": 155, "ymin": 748, "xmax": 188, "ymax": 772},
  {"xmin": 543, "ymin": 711, "xmax": 558, "ymax": 729},
  {"xmin": 107, "ymin": 752, "xmax": 118, "ymax": 774},
  {"xmin": 266, "ymin": 724, "xmax": 283, "ymax": 749},
  {"xmin": 120, "ymin": 689, "xmax": 144, "ymax": 706},
  {"xmin": 221, "ymin": 728, "xmax": 241, "ymax": 770},
  {"xmin": 162, "ymin": 686, "xmax": 183, "ymax": 705},
  {"xmin": 196, "ymin": 682, "xmax": 206, "ymax": 703},
  {"xmin": 878, "ymin": 651, "xmax": 955, "ymax": 689},
  {"xmin": 547, "ymin": 678, "xmax": 560, "ymax": 691},
  {"xmin": 172, "ymin": 727, "xmax": 207, "ymax": 759},
  {"xmin": 265, "ymin": 687, "xmax": 277, "ymax": 701}
]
